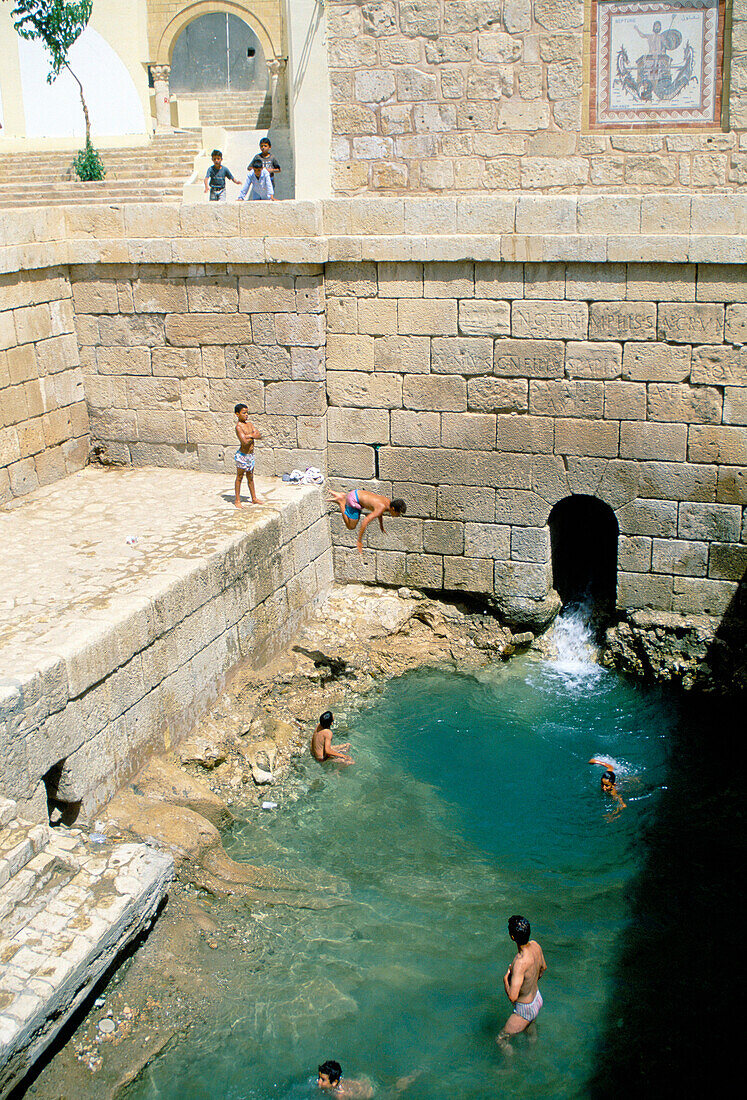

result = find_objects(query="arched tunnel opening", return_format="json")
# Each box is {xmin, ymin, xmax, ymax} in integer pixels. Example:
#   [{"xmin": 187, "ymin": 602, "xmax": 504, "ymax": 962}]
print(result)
[{"xmin": 549, "ymin": 495, "xmax": 619, "ymax": 616}]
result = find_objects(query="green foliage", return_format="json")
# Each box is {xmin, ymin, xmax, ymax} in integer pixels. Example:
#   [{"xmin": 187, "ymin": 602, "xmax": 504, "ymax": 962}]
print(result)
[
  {"xmin": 5, "ymin": 1, "xmax": 92, "ymax": 83},
  {"xmin": 72, "ymin": 139, "xmax": 105, "ymax": 181}
]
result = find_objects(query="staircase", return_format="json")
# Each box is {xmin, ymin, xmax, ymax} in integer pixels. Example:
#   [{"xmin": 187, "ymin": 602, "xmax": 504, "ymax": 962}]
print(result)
[
  {"xmin": 0, "ymin": 132, "xmax": 201, "ymax": 209},
  {"xmin": 181, "ymin": 91, "xmax": 272, "ymax": 131},
  {"xmin": 0, "ymin": 795, "xmax": 173, "ymax": 1097}
]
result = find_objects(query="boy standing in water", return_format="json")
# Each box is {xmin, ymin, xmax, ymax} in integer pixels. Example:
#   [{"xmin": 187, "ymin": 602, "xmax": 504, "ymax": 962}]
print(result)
[
  {"xmin": 233, "ymin": 403, "xmax": 264, "ymax": 507},
  {"xmin": 328, "ymin": 488, "xmax": 407, "ymax": 556},
  {"xmin": 497, "ymin": 915, "xmax": 547, "ymax": 1052}
]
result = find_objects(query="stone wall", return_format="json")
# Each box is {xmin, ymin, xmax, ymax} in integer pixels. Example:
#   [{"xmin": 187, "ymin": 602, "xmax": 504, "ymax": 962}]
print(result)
[
  {"xmin": 326, "ymin": 258, "xmax": 747, "ymax": 627},
  {"xmin": 72, "ymin": 262, "xmax": 326, "ymax": 477},
  {"xmin": 1, "ymin": 198, "xmax": 745, "ymax": 632},
  {"xmin": 0, "ymin": 269, "xmax": 89, "ymax": 505},
  {"xmin": 327, "ymin": 0, "xmax": 747, "ymax": 194}
]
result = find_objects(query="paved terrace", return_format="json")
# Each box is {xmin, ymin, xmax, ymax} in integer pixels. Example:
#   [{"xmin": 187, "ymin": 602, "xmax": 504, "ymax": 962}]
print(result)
[{"xmin": 0, "ymin": 467, "xmax": 332, "ymax": 818}]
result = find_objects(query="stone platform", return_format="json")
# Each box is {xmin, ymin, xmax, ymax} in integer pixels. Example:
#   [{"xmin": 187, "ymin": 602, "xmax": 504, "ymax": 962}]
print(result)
[
  {"xmin": 0, "ymin": 466, "xmax": 333, "ymax": 820},
  {"xmin": 0, "ymin": 794, "xmax": 173, "ymax": 1098}
]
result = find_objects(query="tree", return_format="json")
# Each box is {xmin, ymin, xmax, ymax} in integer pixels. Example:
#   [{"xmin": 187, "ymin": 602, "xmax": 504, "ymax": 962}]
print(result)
[{"xmin": 5, "ymin": 1, "xmax": 94, "ymax": 144}]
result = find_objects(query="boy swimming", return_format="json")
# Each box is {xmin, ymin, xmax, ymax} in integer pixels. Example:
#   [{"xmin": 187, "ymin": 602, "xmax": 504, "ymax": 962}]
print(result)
[
  {"xmin": 317, "ymin": 1060, "xmax": 373, "ymax": 1097},
  {"xmin": 590, "ymin": 757, "xmax": 627, "ymax": 815}
]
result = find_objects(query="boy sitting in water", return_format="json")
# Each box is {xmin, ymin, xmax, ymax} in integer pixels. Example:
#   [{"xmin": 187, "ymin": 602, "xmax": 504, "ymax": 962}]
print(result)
[
  {"xmin": 233, "ymin": 403, "xmax": 264, "ymax": 507},
  {"xmin": 328, "ymin": 488, "xmax": 407, "ymax": 556},
  {"xmin": 310, "ymin": 712, "xmax": 353, "ymax": 765},
  {"xmin": 317, "ymin": 1060, "xmax": 373, "ymax": 1098}
]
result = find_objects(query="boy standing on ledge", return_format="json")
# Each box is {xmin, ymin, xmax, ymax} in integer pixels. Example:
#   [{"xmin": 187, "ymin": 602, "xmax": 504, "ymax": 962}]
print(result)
[{"xmin": 234, "ymin": 403, "xmax": 264, "ymax": 507}]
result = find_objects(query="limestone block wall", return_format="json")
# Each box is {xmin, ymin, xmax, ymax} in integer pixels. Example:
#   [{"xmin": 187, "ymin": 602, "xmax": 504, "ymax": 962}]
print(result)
[
  {"xmin": 1, "ymin": 197, "xmax": 745, "ymax": 629},
  {"xmin": 0, "ymin": 269, "xmax": 89, "ymax": 505},
  {"xmin": 325, "ymin": 258, "xmax": 747, "ymax": 624},
  {"xmin": 327, "ymin": 0, "xmax": 747, "ymax": 194},
  {"xmin": 73, "ymin": 261, "xmax": 326, "ymax": 478}
]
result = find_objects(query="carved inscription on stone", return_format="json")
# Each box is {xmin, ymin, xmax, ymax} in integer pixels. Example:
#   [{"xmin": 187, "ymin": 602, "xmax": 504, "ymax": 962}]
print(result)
[{"xmin": 493, "ymin": 339, "xmax": 565, "ymax": 378}]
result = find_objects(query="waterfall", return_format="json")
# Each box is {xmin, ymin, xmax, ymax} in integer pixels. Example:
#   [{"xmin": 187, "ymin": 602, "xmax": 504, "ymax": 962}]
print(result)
[{"xmin": 545, "ymin": 602, "xmax": 605, "ymax": 689}]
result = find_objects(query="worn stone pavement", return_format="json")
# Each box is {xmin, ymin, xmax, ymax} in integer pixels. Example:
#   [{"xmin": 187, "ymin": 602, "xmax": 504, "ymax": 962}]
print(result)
[
  {"xmin": 0, "ymin": 465, "xmax": 309, "ymax": 667},
  {"xmin": 0, "ymin": 794, "xmax": 173, "ymax": 1098}
]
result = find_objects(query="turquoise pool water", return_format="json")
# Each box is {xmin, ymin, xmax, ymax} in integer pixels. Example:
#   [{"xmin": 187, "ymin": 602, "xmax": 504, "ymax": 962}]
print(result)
[{"xmin": 125, "ymin": 649, "xmax": 697, "ymax": 1099}]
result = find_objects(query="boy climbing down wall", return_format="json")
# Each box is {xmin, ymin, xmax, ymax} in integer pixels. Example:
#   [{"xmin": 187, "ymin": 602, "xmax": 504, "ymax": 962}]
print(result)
[
  {"xmin": 328, "ymin": 489, "xmax": 407, "ymax": 556},
  {"xmin": 233, "ymin": 403, "xmax": 264, "ymax": 507}
]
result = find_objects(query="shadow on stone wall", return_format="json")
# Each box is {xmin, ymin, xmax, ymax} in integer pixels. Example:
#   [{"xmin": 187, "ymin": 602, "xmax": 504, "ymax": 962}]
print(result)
[
  {"xmin": 696, "ymin": 567, "xmax": 747, "ymax": 693},
  {"xmin": 586, "ymin": 688, "xmax": 741, "ymax": 1096}
]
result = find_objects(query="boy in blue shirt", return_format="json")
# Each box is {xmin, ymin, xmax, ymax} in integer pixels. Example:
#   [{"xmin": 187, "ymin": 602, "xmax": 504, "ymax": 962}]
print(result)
[
  {"xmin": 238, "ymin": 156, "xmax": 275, "ymax": 201},
  {"xmin": 204, "ymin": 150, "xmax": 240, "ymax": 201}
]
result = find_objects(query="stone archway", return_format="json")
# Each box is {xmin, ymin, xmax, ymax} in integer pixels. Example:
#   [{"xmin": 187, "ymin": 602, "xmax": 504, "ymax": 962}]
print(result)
[
  {"xmin": 169, "ymin": 12, "xmax": 268, "ymax": 94},
  {"xmin": 156, "ymin": 1, "xmax": 278, "ymax": 68},
  {"xmin": 549, "ymin": 495, "xmax": 619, "ymax": 611}
]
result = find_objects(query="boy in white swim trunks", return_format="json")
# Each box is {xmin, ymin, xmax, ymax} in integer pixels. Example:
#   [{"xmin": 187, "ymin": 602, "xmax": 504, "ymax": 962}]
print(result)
[
  {"xmin": 234, "ymin": 402, "xmax": 264, "ymax": 507},
  {"xmin": 497, "ymin": 914, "xmax": 547, "ymax": 1052}
]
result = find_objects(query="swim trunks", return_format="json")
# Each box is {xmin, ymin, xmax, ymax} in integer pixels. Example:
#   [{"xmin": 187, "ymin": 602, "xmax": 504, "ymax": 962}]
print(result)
[
  {"xmin": 513, "ymin": 990, "xmax": 543, "ymax": 1022},
  {"xmin": 235, "ymin": 450, "xmax": 255, "ymax": 473},
  {"xmin": 344, "ymin": 489, "xmax": 362, "ymax": 521}
]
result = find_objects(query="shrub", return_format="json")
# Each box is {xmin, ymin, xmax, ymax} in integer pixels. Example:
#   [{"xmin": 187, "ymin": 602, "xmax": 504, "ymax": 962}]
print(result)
[{"xmin": 72, "ymin": 140, "xmax": 105, "ymax": 181}]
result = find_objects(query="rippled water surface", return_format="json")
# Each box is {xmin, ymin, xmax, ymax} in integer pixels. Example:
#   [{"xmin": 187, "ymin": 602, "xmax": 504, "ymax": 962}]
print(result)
[{"xmin": 125, "ymin": 636, "xmax": 723, "ymax": 1100}]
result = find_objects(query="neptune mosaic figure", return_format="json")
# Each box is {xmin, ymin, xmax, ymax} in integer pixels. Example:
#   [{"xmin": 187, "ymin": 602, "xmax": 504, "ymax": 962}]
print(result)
[{"xmin": 615, "ymin": 20, "xmax": 697, "ymax": 103}]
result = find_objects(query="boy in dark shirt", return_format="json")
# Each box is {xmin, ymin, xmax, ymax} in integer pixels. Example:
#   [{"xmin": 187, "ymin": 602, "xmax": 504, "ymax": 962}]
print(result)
[
  {"xmin": 204, "ymin": 149, "xmax": 240, "ymax": 202},
  {"xmin": 258, "ymin": 137, "xmax": 281, "ymax": 180}
]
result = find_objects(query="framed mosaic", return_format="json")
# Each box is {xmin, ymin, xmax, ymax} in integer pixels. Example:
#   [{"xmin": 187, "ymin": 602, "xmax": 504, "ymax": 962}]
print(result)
[{"xmin": 588, "ymin": 0, "xmax": 727, "ymax": 129}]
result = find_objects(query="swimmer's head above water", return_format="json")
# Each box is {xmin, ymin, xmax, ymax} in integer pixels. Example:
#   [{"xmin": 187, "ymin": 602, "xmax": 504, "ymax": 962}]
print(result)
[
  {"xmin": 601, "ymin": 770, "xmax": 616, "ymax": 791},
  {"xmin": 508, "ymin": 914, "xmax": 530, "ymax": 946},
  {"xmin": 318, "ymin": 1061, "xmax": 342, "ymax": 1089},
  {"xmin": 319, "ymin": 711, "xmax": 333, "ymax": 729}
]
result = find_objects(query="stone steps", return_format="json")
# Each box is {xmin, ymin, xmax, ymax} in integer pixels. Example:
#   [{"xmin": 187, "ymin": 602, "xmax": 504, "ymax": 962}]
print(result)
[
  {"xmin": 4, "ymin": 194, "xmax": 182, "ymax": 209},
  {"xmin": 0, "ymin": 134, "xmax": 201, "ymax": 198},
  {"xmin": 0, "ymin": 851, "xmax": 76, "ymax": 941},
  {"xmin": 0, "ymin": 799, "xmax": 173, "ymax": 1096},
  {"xmin": 0, "ymin": 820, "xmax": 50, "ymax": 889},
  {"xmin": 0, "ymin": 185, "xmax": 186, "ymax": 209},
  {"xmin": 179, "ymin": 92, "xmax": 272, "ymax": 130}
]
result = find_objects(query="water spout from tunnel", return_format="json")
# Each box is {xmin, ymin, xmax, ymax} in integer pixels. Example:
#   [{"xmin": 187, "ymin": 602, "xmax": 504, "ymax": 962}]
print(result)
[{"xmin": 544, "ymin": 601, "xmax": 605, "ymax": 690}]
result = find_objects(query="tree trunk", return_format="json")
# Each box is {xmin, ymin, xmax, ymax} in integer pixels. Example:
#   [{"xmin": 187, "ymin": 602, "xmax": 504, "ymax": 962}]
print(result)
[{"xmin": 65, "ymin": 63, "xmax": 91, "ymax": 145}]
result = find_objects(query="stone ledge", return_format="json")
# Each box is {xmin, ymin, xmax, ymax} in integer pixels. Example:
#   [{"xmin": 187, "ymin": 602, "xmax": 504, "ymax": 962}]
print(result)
[
  {"xmin": 0, "ymin": 468, "xmax": 332, "ymax": 819},
  {"xmin": 2, "ymin": 197, "xmax": 746, "ymax": 274}
]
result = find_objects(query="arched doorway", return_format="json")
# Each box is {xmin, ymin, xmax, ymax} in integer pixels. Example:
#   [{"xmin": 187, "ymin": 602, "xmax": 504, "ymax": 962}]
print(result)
[
  {"xmin": 169, "ymin": 13, "xmax": 267, "ymax": 93},
  {"xmin": 549, "ymin": 495, "xmax": 619, "ymax": 611}
]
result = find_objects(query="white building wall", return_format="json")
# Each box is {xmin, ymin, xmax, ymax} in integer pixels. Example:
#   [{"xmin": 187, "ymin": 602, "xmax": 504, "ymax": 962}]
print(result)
[
  {"xmin": 0, "ymin": 1, "xmax": 150, "ymax": 146},
  {"xmin": 284, "ymin": 0, "xmax": 332, "ymax": 200}
]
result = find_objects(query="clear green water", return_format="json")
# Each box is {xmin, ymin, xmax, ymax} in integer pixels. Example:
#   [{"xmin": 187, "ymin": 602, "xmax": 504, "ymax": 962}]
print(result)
[{"xmin": 125, "ymin": 652, "xmax": 687, "ymax": 1099}]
